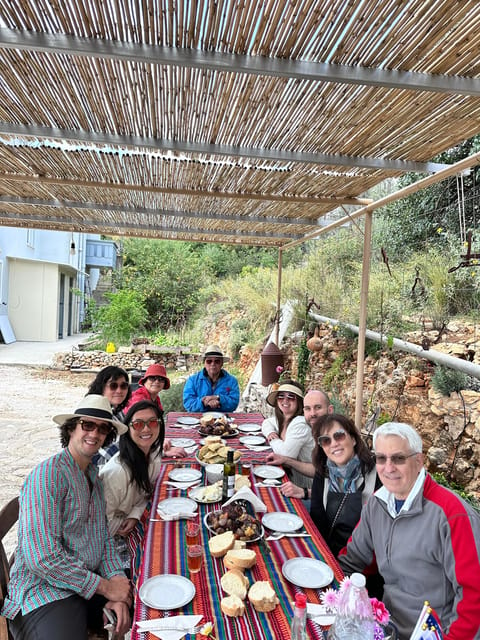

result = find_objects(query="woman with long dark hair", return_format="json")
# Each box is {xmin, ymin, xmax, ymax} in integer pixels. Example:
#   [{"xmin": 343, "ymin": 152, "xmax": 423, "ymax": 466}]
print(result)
[{"xmin": 99, "ymin": 400, "xmax": 164, "ymax": 569}]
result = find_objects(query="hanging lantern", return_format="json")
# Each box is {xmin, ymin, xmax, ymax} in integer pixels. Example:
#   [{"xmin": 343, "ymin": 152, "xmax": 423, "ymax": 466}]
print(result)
[{"xmin": 261, "ymin": 342, "xmax": 284, "ymax": 386}]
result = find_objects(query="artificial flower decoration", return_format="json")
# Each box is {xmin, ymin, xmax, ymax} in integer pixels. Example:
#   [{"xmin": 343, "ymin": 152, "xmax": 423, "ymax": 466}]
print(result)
[{"xmin": 199, "ymin": 621, "xmax": 216, "ymax": 640}]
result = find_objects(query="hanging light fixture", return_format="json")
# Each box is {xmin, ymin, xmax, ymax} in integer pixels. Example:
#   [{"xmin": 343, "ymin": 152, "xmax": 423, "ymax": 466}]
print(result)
[{"xmin": 70, "ymin": 233, "xmax": 76, "ymax": 255}]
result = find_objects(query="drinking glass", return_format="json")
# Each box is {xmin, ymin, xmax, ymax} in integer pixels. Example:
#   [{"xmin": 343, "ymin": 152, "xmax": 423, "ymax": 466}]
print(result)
[
  {"xmin": 185, "ymin": 521, "xmax": 200, "ymax": 546},
  {"xmin": 187, "ymin": 544, "xmax": 203, "ymax": 573},
  {"xmin": 241, "ymin": 462, "xmax": 252, "ymax": 476}
]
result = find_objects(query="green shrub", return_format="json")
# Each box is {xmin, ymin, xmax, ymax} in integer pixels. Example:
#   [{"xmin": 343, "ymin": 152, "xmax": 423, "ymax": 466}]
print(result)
[
  {"xmin": 95, "ymin": 290, "xmax": 148, "ymax": 345},
  {"xmin": 161, "ymin": 381, "xmax": 186, "ymax": 413},
  {"xmin": 432, "ymin": 473, "xmax": 480, "ymax": 512},
  {"xmin": 431, "ymin": 366, "xmax": 469, "ymax": 396}
]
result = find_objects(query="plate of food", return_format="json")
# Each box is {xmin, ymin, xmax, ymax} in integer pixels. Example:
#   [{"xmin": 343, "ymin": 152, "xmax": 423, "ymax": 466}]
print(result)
[
  {"xmin": 282, "ymin": 557, "xmax": 334, "ymax": 589},
  {"xmin": 176, "ymin": 416, "xmax": 200, "ymax": 426},
  {"xmin": 204, "ymin": 503, "xmax": 264, "ymax": 542},
  {"xmin": 196, "ymin": 440, "xmax": 241, "ymax": 466},
  {"xmin": 139, "ymin": 575, "xmax": 195, "ymax": 609},
  {"xmin": 237, "ymin": 423, "xmax": 262, "ymax": 433},
  {"xmin": 168, "ymin": 467, "xmax": 202, "ymax": 483},
  {"xmin": 239, "ymin": 435, "xmax": 266, "ymax": 446},
  {"xmin": 199, "ymin": 414, "xmax": 238, "ymax": 437},
  {"xmin": 253, "ymin": 465, "xmax": 285, "ymax": 480},
  {"xmin": 262, "ymin": 512, "xmax": 303, "ymax": 533},
  {"xmin": 189, "ymin": 484, "xmax": 223, "ymax": 503}
]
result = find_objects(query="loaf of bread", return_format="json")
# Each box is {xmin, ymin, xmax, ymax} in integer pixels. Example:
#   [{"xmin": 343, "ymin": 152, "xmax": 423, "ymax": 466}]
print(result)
[
  {"xmin": 220, "ymin": 569, "xmax": 250, "ymax": 599},
  {"xmin": 208, "ymin": 530, "xmax": 236, "ymax": 558},
  {"xmin": 248, "ymin": 581, "xmax": 279, "ymax": 612},
  {"xmin": 223, "ymin": 548, "xmax": 257, "ymax": 570},
  {"xmin": 220, "ymin": 594, "xmax": 245, "ymax": 617},
  {"xmin": 232, "ymin": 540, "xmax": 247, "ymax": 550}
]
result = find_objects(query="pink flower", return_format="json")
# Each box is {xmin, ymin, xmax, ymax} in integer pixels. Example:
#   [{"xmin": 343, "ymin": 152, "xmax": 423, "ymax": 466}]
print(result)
[
  {"xmin": 276, "ymin": 365, "xmax": 284, "ymax": 374},
  {"xmin": 320, "ymin": 588, "xmax": 339, "ymax": 610},
  {"xmin": 371, "ymin": 598, "xmax": 390, "ymax": 624},
  {"xmin": 338, "ymin": 576, "xmax": 352, "ymax": 593}
]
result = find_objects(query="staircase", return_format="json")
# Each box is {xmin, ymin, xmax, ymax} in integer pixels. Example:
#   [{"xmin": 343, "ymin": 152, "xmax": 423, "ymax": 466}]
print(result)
[{"xmin": 92, "ymin": 269, "xmax": 115, "ymax": 307}]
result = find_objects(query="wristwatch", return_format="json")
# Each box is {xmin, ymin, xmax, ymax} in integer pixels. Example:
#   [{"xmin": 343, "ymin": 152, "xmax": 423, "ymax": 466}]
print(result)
[{"xmin": 303, "ymin": 487, "xmax": 309, "ymax": 500}]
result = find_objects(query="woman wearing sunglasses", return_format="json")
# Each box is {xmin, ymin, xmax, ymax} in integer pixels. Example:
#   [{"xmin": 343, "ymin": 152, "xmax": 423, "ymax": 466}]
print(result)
[
  {"xmin": 309, "ymin": 413, "xmax": 380, "ymax": 557},
  {"xmin": 261, "ymin": 380, "xmax": 314, "ymax": 489},
  {"xmin": 100, "ymin": 400, "xmax": 165, "ymax": 572}
]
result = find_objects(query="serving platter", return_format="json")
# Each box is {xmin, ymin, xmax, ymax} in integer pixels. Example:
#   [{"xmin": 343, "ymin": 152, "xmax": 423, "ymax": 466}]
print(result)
[
  {"xmin": 282, "ymin": 557, "xmax": 334, "ymax": 589},
  {"xmin": 139, "ymin": 575, "xmax": 196, "ymax": 609},
  {"xmin": 198, "ymin": 428, "xmax": 239, "ymax": 439},
  {"xmin": 188, "ymin": 484, "xmax": 222, "ymax": 504},
  {"xmin": 204, "ymin": 510, "xmax": 264, "ymax": 543}
]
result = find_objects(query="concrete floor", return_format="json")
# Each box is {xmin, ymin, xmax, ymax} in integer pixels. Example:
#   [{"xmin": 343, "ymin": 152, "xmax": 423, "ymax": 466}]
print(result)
[{"xmin": 0, "ymin": 333, "xmax": 92, "ymax": 366}]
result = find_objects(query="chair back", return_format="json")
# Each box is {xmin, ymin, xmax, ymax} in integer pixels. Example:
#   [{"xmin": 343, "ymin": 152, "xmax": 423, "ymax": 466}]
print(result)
[{"xmin": 0, "ymin": 496, "xmax": 19, "ymax": 640}]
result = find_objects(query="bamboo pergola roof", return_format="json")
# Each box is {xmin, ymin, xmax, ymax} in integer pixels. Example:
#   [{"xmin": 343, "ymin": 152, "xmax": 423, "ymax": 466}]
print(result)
[{"xmin": 1, "ymin": 0, "xmax": 480, "ymax": 247}]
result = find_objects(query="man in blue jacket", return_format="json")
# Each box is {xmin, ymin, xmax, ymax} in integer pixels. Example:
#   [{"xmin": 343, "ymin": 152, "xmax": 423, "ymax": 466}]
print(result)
[{"xmin": 183, "ymin": 344, "xmax": 240, "ymax": 413}]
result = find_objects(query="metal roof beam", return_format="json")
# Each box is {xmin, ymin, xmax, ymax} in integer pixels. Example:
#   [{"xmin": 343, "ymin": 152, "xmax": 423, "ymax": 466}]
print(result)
[
  {"xmin": 0, "ymin": 194, "xmax": 321, "ymax": 227},
  {"xmin": 0, "ymin": 28, "xmax": 479, "ymax": 98},
  {"xmin": 0, "ymin": 121, "xmax": 448, "ymax": 173}
]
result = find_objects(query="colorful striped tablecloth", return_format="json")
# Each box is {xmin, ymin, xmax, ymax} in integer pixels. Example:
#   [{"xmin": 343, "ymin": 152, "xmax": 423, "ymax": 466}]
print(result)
[{"xmin": 132, "ymin": 458, "xmax": 344, "ymax": 640}]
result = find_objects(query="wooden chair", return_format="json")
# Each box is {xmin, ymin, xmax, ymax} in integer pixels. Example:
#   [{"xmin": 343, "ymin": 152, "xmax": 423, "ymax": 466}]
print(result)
[{"xmin": 0, "ymin": 496, "xmax": 19, "ymax": 640}]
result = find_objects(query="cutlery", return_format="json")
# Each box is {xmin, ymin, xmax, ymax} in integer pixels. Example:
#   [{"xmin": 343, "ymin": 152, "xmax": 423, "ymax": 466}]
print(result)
[
  {"xmin": 137, "ymin": 624, "xmax": 204, "ymax": 634},
  {"xmin": 164, "ymin": 481, "xmax": 201, "ymax": 490},
  {"xmin": 151, "ymin": 512, "xmax": 198, "ymax": 522},
  {"xmin": 265, "ymin": 532, "xmax": 312, "ymax": 541}
]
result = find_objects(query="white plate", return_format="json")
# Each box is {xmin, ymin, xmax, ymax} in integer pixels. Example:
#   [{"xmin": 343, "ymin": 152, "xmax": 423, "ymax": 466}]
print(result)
[
  {"xmin": 239, "ymin": 435, "xmax": 266, "ymax": 446},
  {"xmin": 168, "ymin": 468, "xmax": 203, "ymax": 482},
  {"xmin": 157, "ymin": 497, "xmax": 198, "ymax": 516},
  {"xmin": 189, "ymin": 485, "xmax": 222, "ymax": 503},
  {"xmin": 253, "ymin": 465, "xmax": 285, "ymax": 479},
  {"xmin": 176, "ymin": 416, "xmax": 200, "ymax": 425},
  {"xmin": 139, "ymin": 574, "xmax": 196, "ymax": 609},
  {"xmin": 169, "ymin": 438, "xmax": 196, "ymax": 448},
  {"xmin": 262, "ymin": 512, "xmax": 303, "ymax": 533},
  {"xmin": 238, "ymin": 423, "xmax": 262, "ymax": 433},
  {"xmin": 282, "ymin": 557, "xmax": 334, "ymax": 588}
]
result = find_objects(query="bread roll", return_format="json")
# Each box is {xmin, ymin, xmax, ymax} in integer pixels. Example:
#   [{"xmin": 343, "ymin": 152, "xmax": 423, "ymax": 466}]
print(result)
[
  {"xmin": 220, "ymin": 569, "xmax": 250, "ymax": 599},
  {"xmin": 220, "ymin": 594, "xmax": 245, "ymax": 617},
  {"xmin": 232, "ymin": 540, "xmax": 247, "ymax": 550},
  {"xmin": 248, "ymin": 581, "xmax": 279, "ymax": 612},
  {"xmin": 223, "ymin": 549, "xmax": 257, "ymax": 570},
  {"xmin": 208, "ymin": 531, "xmax": 235, "ymax": 558}
]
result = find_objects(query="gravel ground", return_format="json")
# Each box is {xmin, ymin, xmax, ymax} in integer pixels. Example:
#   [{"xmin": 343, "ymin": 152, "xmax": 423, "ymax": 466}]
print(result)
[{"xmin": 0, "ymin": 365, "xmax": 95, "ymax": 553}]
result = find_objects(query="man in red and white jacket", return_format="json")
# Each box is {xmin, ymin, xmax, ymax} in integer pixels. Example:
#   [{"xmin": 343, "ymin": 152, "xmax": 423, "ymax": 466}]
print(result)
[{"xmin": 338, "ymin": 421, "xmax": 480, "ymax": 640}]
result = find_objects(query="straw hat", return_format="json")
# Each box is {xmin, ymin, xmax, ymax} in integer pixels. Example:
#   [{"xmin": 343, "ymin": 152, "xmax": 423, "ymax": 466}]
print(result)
[
  {"xmin": 266, "ymin": 383, "xmax": 304, "ymax": 407},
  {"xmin": 202, "ymin": 344, "xmax": 230, "ymax": 363},
  {"xmin": 53, "ymin": 394, "xmax": 128, "ymax": 434},
  {"xmin": 139, "ymin": 363, "xmax": 171, "ymax": 389}
]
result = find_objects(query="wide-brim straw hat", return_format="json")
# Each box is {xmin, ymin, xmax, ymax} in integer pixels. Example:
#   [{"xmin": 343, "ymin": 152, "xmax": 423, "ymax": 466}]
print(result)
[
  {"xmin": 139, "ymin": 363, "xmax": 171, "ymax": 389},
  {"xmin": 53, "ymin": 394, "xmax": 128, "ymax": 434},
  {"xmin": 202, "ymin": 344, "xmax": 230, "ymax": 363},
  {"xmin": 267, "ymin": 383, "xmax": 304, "ymax": 407}
]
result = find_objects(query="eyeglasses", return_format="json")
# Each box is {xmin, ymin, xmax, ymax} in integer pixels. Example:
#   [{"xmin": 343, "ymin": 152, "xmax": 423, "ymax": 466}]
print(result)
[
  {"xmin": 129, "ymin": 418, "xmax": 161, "ymax": 431},
  {"xmin": 107, "ymin": 381, "xmax": 129, "ymax": 391},
  {"xmin": 205, "ymin": 358, "xmax": 222, "ymax": 365},
  {"xmin": 318, "ymin": 430, "xmax": 347, "ymax": 447},
  {"xmin": 146, "ymin": 376, "xmax": 166, "ymax": 383},
  {"xmin": 374, "ymin": 452, "xmax": 418, "ymax": 465},
  {"xmin": 80, "ymin": 419, "xmax": 112, "ymax": 436},
  {"xmin": 277, "ymin": 392, "xmax": 297, "ymax": 401}
]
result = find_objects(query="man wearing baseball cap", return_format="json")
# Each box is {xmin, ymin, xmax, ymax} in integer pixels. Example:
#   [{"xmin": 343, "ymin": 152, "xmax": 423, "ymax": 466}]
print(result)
[
  {"xmin": 2, "ymin": 395, "xmax": 131, "ymax": 639},
  {"xmin": 183, "ymin": 344, "xmax": 240, "ymax": 413}
]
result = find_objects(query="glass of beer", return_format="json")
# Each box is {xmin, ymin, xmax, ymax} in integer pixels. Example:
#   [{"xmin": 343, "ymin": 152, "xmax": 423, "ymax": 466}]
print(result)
[
  {"xmin": 241, "ymin": 462, "xmax": 252, "ymax": 476},
  {"xmin": 187, "ymin": 544, "xmax": 203, "ymax": 574},
  {"xmin": 185, "ymin": 521, "xmax": 200, "ymax": 546}
]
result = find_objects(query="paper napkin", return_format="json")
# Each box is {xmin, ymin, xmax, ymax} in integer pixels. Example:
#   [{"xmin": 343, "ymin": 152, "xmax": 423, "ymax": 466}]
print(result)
[
  {"xmin": 223, "ymin": 486, "xmax": 267, "ymax": 512},
  {"xmin": 136, "ymin": 615, "xmax": 203, "ymax": 640}
]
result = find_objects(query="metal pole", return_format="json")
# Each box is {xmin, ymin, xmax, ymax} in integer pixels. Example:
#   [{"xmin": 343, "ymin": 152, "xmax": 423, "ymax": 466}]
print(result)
[
  {"xmin": 275, "ymin": 249, "xmax": 283, "ymax": 345},
  {"xmin": 355, "ymin": 212, "xmax": 373, "ymax": 428}
]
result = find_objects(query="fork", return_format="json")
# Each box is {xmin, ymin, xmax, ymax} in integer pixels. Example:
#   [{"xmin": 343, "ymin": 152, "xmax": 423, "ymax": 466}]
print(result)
[
  {"xmin": 137, "ymin": 624, "xmax": 204, "ymax": 634},
  {"xmin": 265, "ymin": 531, "xmax": 311, "ymax": 541}
]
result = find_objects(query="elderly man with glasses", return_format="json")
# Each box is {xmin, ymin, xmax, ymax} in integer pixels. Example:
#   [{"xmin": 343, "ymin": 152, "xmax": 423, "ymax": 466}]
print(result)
[
  {"xmin": 338, "ymin": 421, "xmax": 480, "ymax": 640},
  {"xmin": 2, "ymin": 395, "xmax": 132, "ymax": 640},
  {"xmin": 183, "ymin": 344, "xmax": 240, "ymax": 413}
]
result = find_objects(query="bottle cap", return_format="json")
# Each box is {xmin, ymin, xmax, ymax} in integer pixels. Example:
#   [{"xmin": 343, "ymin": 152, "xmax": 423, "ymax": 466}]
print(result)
[
  {"xmin": 294, "ymin": 593, "xmax": 307, "ymax": 608},
  {"xmin": 350, "ymin": 573, "xmax": 366, "ymax": 588}
]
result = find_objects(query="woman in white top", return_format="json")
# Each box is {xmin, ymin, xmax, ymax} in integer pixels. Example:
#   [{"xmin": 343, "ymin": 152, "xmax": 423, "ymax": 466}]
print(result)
[
  {"xmin": 100, "ymin": 399, "xmax": 164, "ymax": 570},
  {"xmin": 261, "ymin": 380, "xmax": 314, "ymax": 489}
]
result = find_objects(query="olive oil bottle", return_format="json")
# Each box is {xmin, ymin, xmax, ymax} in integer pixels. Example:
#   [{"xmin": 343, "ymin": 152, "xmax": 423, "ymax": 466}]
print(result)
[{"xmin": 222, "ymin": 450, "xmax": 235, "ymax": 502}]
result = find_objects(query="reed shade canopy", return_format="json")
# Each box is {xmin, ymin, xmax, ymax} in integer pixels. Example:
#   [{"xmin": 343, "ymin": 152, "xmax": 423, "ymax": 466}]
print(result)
[{"xmin": 0, "ymin": 0, "xmax": 480, "ymax": 247}]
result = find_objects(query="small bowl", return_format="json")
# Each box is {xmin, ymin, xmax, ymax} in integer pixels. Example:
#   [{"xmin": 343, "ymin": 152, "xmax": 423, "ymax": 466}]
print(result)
[{"xmin": 205, "ymin": 464, "xmax": 224, "ymax": 484}]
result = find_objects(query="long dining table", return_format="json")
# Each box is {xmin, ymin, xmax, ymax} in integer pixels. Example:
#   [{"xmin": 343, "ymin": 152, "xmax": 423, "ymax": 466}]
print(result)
[{"xmin": 131, "ymin": 412, "xmax": 344, "ymax": 640}]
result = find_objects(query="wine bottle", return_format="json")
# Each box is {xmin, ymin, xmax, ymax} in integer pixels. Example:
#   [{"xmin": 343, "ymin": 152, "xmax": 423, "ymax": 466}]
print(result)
[{"xmin": 222, "ymin": 450, "xmax": 235, "ymax": 502}]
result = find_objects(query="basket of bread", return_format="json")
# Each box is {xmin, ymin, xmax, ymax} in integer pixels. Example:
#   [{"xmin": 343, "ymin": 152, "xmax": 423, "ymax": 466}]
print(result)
[
  {"xmin": 199, "ymin": 414, "xmax": 238, "ymax": 438},
  {"xmin": 205, "ymin": 503, "xmax": 263, "ymax": 542},
  {"xmin": 197, "ymin": 436, "xmax": 242, "ymax": 465}
]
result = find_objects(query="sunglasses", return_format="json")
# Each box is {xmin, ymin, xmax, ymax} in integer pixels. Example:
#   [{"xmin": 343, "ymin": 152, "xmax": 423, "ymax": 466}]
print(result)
[
  {"xmin": 129, "ymin": 418, "xmax": 161, "ymax": 431},
  {"xmin": 146, "ymin": 376, "xmax": 166, "ymax": 383},
  {"xmin": 107, "ymin": 381, "xmax": 129, "ymax": 391},
  {"xmin": 374, "ymin": 452, "xmax": 417, "ymax": 466},
  {"xmin": 277, "ymin": 392, "xmax": 297, "ymax": 401},
  {"xmin": 80, "ymin": 419, "xmax": 112, "ymax": 436},
  {"xmin": 318, "ymin": 430, "xmax": 347, "ymax": 447},
  {"xmin": 205, "ymin": 358, "xmax": 222, "ymax": 365}
]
